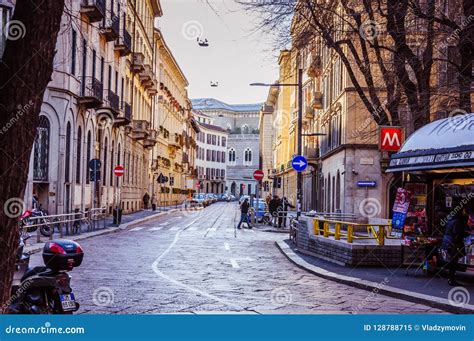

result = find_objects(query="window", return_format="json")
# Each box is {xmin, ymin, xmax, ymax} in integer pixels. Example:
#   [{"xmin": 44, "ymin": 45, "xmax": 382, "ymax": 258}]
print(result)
[
  {"xmin": 244, "ymin": 148, "xmax": 252, "ymax": 165},
  {"xmin": 92, "ymin": 49, "xmax": 97, "ymax": 79},
  {"xmin": 0, "ymin": 6, "xmax": 12, "ymax": 57},
  {"xmin": 212, "ymin": 150, "xmax": 216, "ymax": 162},
  {"xmin": 86, "ymin": 131, "xmax": 92, "ymax": 184},
  {"xmin": 33, "ymin": 116, "xmax": 50, "ymax": 182},
  {"xmin": 206, "ymin": 149, "xmax": 210, "ymax": 161},
  {"xmin": 65, "ymin": 122, "xmax": 71, "ymax": 182},
  {"xmin": 71, "ymin": 29, "xmax": 77, "ymax": 75},
  {"xmin": 81, "ymin": 39, "xmax": 87, "ymax": 95},
  {"xmin": 110, "ymin": 143, "xmax": 114, "ymax": 186},
  {"xmin": 221, "ymin": 137, "xmax": 226, "ymax": 147},
  {"xmin": 76, "ymin": 127, "xmax": 82, "ymax": 184},
  {"xmin": 228, "ymin": 148, "xmax": 236, "ymax": 163},
  {"xmin": 103, "ymin": 137, "xmax": 108, "ymax": 187}
]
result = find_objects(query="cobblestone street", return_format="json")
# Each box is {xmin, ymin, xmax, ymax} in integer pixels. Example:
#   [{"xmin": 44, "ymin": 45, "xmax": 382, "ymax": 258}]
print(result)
[{"xmin": 30, "ymin": 202, "xmax": 443, "ymax": 314}]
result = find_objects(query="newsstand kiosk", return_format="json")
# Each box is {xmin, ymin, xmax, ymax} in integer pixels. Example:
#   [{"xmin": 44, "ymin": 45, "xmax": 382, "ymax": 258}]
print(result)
[{"xmin": 386, "ymin": 114, "xmax": 474, "ymax": 275}]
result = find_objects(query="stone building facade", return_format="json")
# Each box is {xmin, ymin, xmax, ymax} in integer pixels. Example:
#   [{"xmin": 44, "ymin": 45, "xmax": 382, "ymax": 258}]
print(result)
[{"xmin": 191, "ymin": 99, "xmax": 261, "ymax": 198}]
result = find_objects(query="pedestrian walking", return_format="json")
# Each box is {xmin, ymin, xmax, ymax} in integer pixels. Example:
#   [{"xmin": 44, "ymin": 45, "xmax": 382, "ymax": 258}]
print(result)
[
  {"xmin": 281, "ymin": 196, "xmax": 295, "ymax": 228},
  {"xmin": 237, "ymin": 198, "xmax": 253, "ymax": 229},
  {"xmin": 151, "ymin": 194, "xmax": 157, "ymax": 211},
  {"xmin": 442, "ymin": 205, "xmax": 470, "ymax": 286},
  {"xmin": 269, "ymin": 195, "xmax": 279, "ymax": 227},
  {"xmin": 143, "ymin": 192, "xmax": 150, "ymax": 210}
]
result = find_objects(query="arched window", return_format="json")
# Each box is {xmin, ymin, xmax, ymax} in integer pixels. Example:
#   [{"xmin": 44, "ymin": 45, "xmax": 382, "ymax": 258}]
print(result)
[
  {"xmin": 244, "ymin": 148, "xmax": 252, "ymax": 165},
  {"xmin": 76, "ymin": 127, "xmax": 82, "ymax": 184},
  {"xmin": 228, "ymin": 148, "xmax": 236, "ymax": 163},
  {"xmin": 33, "ymin": 116, "xmax": 50, "ymax": 181},
  {"xmin": 86, "ymin": 131, "xmax": 92, "ymax": 184},
  {"xmin": 103, "ymin": 137, "xmax": 108, "ymax": 187},
  {"xmin": 110, "ymin": 141, "xmax": 114, "ymax": 186},
  {"xmin": 65, "ymin": 122, "xmax": 71, "ymax": 182}
]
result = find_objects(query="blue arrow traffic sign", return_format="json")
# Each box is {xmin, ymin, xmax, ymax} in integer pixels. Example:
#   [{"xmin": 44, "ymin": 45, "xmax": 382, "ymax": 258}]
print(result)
[{"xmin": 292, "ymin": 155, "xmax": 308, "ymax": 172}]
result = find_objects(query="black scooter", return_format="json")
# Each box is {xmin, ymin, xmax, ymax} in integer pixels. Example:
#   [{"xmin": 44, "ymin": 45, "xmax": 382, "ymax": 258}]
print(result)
[{"xmin": 8, "ymin": 235, "xmax": 84, "ymax": 314}]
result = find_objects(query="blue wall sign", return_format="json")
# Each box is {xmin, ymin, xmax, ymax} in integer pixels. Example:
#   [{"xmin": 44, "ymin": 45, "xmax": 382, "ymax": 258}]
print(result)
[
  {"xmin": 357, "ymin": 180, "xmax": 377, "ymax": 188},
  {"xmin": 292, "ymin": 155, "xmax": 308, "ymax": 172}
]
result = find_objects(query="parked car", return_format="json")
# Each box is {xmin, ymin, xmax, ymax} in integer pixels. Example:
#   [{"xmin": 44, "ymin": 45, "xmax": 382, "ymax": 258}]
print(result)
[
  {"xmin": 205, "ymin": 193, "xmax": 216, "ymax": 204},
  {"xmin": 249, "ymin": 199, "xmax": 271, "ymax": 224},
  {"xmin": 191, "ymin": 193, "xmax": 210, "ymax": 207},
  {"xmin": 239, "ymin": 195, "xmax": 250, "ymax": 205}
]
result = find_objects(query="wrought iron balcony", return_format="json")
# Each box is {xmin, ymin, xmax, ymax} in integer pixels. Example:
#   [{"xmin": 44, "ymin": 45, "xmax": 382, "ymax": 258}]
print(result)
[
  {"xmin": 79, "ymin": 77, "xmax": 103, "ymax": 108},
  {"xmin": 80, "ymin": 0, "xmax": 106, "ymax": 23},
  {"xmin": 131, "ymin": 52, "xmax": 145, "ymax": 73},
  {"xmin": 100, "ymin": 14, "xmax": 120, "ymax": 42},
  {"xmin": 102, "ymin": 89, "xmax": 120, "ymax": 116},
  {"xmin": 114, "ymin": 28, "xmax": 132, "ymax": 57},
  {"xmin": 114, "ymin": 101, "xmax": 132, "ymax": 126},
  {"xmin": 131, "ymin": 120, "xmax": 149, "ymax": 140}
]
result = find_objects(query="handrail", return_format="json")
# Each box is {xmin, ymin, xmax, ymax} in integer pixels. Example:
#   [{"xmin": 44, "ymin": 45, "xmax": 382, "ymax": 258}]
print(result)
[{"xmin": 312, "ymin": 217, "xmax": 395, "ymax": 246}]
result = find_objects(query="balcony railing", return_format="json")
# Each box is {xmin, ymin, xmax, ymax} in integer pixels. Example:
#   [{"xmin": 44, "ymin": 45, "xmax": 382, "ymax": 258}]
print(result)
[
  {"xmin": 100, "ymin": 14, "xmax": 120, "ymax": 42},
  {"xmin": 79, "ymin": 77, "xmax": 103, "ymax": 108},
  {"xmin": 131, "ymin": 120, "xmax": 149, "ymax": 140},
  {"xmin": 105, "ymin": 89, "xmax": 120, "ymax": 114},
  {"xmin": 114, "ymin": 101, "xmax": 132, "ymax": 126},
  {"xmin": 80, "ymin": 0, "xmax": 106, "ymax": 23},
  {"xmin": 131, "ymin": 52, "xmax": 145, "ymax": 73},
  {"xmin": 140, "ymin": 64, "xmax": 153, "ymax": 85},
  {"xmin": 114, "ymin": 28, "xmax": 132, "ymax": 57},
  {"xmin": 144, "ymin": 130, "xmax": 158, "ymax": 148}
]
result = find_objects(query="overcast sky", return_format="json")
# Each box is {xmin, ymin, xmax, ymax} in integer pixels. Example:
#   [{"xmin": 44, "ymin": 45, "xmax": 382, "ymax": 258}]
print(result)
[{"xmin": 159, "ymin": 0, "xmax": 280, "ymax": 105}]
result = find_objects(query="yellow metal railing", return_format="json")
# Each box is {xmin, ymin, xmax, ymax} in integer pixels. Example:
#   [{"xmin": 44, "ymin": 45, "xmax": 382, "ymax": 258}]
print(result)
[{"xmin": 313, "ymin": 218, "xmax": 395, "ymax": 246}]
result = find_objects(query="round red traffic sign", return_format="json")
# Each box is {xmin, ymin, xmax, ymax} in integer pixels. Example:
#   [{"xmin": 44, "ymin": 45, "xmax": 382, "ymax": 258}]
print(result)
[
  {"xmin": 253, "ymin": 169, "xmax": 264, "ymax": 181},
  {"xmin": 196, "ymin": 182, "xmax": 201, "ymax": 189},
  {"xmin": 114, "ymin": 165, "xmax": 124, "ymax": 177}
]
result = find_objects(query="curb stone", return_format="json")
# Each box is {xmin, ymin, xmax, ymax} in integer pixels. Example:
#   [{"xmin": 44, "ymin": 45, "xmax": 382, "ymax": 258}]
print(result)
[
  {"xmin": 275, "ymin": 240, "xmax": 474, "ymax": 314},
  {"xmin": 24, "ymin": 209, "xmax": 182, "ymax": 255}
]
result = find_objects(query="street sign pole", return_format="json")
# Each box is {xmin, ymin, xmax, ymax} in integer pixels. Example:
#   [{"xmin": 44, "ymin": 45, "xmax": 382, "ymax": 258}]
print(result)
[{"xmin": 297, "ymin": 68, "xmax": 303, "ymax": 218}]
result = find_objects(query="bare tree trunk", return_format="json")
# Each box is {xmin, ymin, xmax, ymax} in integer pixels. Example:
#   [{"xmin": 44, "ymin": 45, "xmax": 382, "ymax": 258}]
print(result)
[
  {"xmin": 458, "ymin": 0, "xmax": 474, "ymax": 112},
  {"xmin": 0, "ymin": 0, "xmax": 65, "ymax": 312}
]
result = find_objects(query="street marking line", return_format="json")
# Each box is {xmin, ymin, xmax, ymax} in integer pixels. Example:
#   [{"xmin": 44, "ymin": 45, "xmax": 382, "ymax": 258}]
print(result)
[
  {"xmin": 207, "ymin": 227, "xmax": 217, "ymax": 232},
  {"xmin": 151, "ymin": 215, "xmax": 241, "ymax": 310},
  {"xmin": 130, "ymin": 227, "xmax": 145, "ymax": 231},
  {"xmin": 230, "ymin": 259, "xmax": 240, "ymax": 269},
  {"xmin": 149, "ymin": 227, "xmax": 163, "ymax": 231},
  {"xmin": 224, "ymin": 242, "xmax": 230, "ymax": 251}
]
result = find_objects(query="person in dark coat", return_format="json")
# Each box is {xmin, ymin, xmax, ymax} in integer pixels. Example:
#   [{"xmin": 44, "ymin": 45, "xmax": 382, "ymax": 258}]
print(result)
[
  {"xmin": 143, "ymin": 192, "xmax": 150, "ymax": 210},
  {"xmin": 280, "ymin": 196, "xmax": 295, "ymax": 228},
  {"xmin": 442, "ymin": 207, "xmax": 470, "ymax": 286},
  {"xmin": 237, "ymin": 199, "xmax": 252, "ymax": 229},
  {"xmin": 269, "ymin": 195, "xmax": 279, "ymax": 227}
]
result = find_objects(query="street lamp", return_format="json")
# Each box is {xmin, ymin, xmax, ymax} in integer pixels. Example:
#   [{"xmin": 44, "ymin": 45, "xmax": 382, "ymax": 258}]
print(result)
[{"xmin": 250, "ymin": 69, "xmax": 304, "ymax": 217}]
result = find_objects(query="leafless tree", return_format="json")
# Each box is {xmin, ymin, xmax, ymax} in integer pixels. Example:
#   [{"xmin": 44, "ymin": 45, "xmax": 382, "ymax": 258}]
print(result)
[{"xmin": 238, "ymin": 0, "xmax": 472, "ymax": 130}]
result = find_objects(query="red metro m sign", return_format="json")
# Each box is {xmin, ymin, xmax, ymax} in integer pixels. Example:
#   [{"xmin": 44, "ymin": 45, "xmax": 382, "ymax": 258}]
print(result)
[{"xmin": 379, "ymin": 126, "xmax": 404, "ymax": 152}]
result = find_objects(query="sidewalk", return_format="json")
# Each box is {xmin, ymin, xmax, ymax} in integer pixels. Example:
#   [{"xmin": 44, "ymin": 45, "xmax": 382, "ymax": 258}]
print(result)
[
  {"xmin": 276, "ymin": 239, "xmax": 474, "ymax": 314},
  {"xmin": 23, "ymin": 205, "xmax": 185, "ymax": 255}
]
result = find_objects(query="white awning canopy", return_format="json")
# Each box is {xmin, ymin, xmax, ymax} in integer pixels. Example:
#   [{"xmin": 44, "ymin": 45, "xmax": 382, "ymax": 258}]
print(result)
[{"xmin": 386, "ymin": 114, "xmax": 474, "ymax": 173}]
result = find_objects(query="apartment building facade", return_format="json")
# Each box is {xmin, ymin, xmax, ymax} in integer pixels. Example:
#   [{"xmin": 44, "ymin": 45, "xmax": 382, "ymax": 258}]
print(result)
[{"xmin": 194, "ymin": 111, "xmax": 228, "ymax": 194}]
